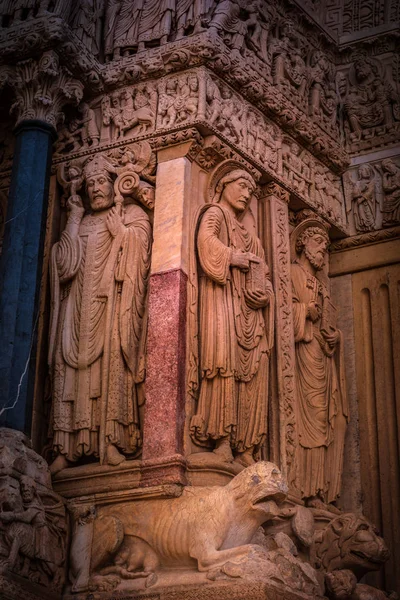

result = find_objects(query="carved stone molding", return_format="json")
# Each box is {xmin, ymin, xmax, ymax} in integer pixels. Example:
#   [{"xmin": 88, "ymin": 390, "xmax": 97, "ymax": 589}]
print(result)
[
  {"xmin": 0, "ymin": 51, "xmax": 84, "ymax": 129},
  {"xmin": 52, "ymin": 70, "xmax": 347, "ymax": 233},
  {"xmin": 330, "ymin": 225, "xmax": 400, "ymax": 252},
  {"xmin": 261, "ymin": 188, "xmax": 300, "ymax": 497},
  {"xmin": 264, "ymin": 182, "xmax": 290, "ymax": 204}
]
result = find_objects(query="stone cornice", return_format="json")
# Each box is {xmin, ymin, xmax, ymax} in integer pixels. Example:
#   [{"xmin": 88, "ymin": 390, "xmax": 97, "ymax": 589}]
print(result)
[{"xmin": 330, "ymin": 226, "xmax": 400, "ymax": 252}]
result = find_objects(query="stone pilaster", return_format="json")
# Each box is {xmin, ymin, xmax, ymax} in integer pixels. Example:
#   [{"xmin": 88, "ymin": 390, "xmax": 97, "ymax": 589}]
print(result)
[
  {"xmin": 260, "ymin": 183, "xmax": 301, "ymax": 501},
  {"xmin": 141, "ymin": 143, "xmax": 194, "ymax": 487}
]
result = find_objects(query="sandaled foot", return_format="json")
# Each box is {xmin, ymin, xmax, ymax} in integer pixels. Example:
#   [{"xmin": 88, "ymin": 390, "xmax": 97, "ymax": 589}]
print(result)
[
  {"xmin": 106, "ymin": 444, "xmax": 126, "ymax": 466},
  {"xmin": 213, "ymin": 438, "xmax": 234, "ymax": 463},
  {"xmin": 234, "ymin": 450, "xmax": 255, "ymax": 467},
  {"xmin": 49, "ymin": 454, "xmax": 69, "ymax": 476}
]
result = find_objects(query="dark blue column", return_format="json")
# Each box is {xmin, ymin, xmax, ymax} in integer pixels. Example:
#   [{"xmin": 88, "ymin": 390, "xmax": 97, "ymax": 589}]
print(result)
[{"xmin": 0, "ymin": 120, "xmax": 56, "ymax": 434}]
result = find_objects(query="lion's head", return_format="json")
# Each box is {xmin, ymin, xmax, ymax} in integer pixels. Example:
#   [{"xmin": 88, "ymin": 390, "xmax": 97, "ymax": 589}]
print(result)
[
  {"xmin": 228, "ymin": 462, "xmax": 288, "ymax": 522},
  {"xmin": 314, "ymin": 513, "xmax": 389, "ymax": 577}
]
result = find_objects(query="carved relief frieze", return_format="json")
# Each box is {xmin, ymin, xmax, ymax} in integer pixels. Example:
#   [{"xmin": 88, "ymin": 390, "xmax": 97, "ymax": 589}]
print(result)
[
  {"xmin": 343, "ymin": 156, "xmax": 400, "ymax": 234},
  {"xmin": 0, "ymin": 429, "xmax": 66, "ymax": 590},
  {"xmin": 338, "ymin": 55, "xmax": 400, "ymax": 154},
  {"xmin": 282, "ymin": 138, "xmax": 345, "ymax": 227}
]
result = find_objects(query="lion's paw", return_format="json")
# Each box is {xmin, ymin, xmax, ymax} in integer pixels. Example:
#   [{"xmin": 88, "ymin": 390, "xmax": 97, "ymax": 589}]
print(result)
[
  {"xmin": 89, "ymin": 574, "xmax": 121, "ymax": 592},
  {"xmin": 145, "ymin": 572, "xmax": 158, "ymax": 588}
]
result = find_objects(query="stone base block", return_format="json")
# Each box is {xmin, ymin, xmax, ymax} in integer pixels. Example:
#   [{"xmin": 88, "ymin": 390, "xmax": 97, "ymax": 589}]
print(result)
[
  {"xmin": 0, "ymin": 570, "xmax": 62, "ymax": 600},
  {"xmin": 65, "ymin": 580, "xmax": 321, "ymax": 600}
]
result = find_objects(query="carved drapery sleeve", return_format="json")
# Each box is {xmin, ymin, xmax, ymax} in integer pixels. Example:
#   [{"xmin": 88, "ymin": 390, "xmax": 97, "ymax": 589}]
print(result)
[
  {"xmin": 118, "ymin": 205, "xmax": 152, "ymax": 383},
  {"xmin": 197, "ymin": 206, "xmax": 232, "ymax": 285}
]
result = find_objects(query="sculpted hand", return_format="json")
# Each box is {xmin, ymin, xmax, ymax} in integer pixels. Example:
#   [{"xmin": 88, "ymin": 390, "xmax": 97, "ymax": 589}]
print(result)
[
  {"xmin": 307, "ymin": 301, "xmax": 321, "ymax": 322},
  {"xmin": 67, "ymin": 194, "xmax": 84, "ymax": 219},
  {"xmin": 322, "ymin": 328, "xmax": 340, "ymax": 348},
  {"xmin": 106, "ymin": 206, "xmax": 124, "ymax": 237},
  {"xmin": 231, "ymin": 252, "xmax": 259, "ymax": 272},
  {"xmin": 244, "ymin": 288, "xmax": 269, "ymax": 309}
]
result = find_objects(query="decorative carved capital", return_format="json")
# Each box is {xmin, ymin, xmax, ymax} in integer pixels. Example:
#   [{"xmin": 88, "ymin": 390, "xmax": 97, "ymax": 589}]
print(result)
[
  {"xmin": 263, "ymin": 182, "xmax": 290, "ymax": 203},
  {"xmin": 0, "ymin": 51, "xmax": 84, "ymax": 129}
]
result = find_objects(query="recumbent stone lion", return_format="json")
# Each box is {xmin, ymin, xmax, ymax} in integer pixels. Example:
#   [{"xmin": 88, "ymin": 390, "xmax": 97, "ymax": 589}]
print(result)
[{"xmin": 71, "ymin": 462, "xmax": 288, "ymax": 591}]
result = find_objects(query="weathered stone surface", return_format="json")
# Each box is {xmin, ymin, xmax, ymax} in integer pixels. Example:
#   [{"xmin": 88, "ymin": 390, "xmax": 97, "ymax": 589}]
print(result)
[{"xmin": 0, "ymin": 1, "xmax": 398, "ymax": 599}]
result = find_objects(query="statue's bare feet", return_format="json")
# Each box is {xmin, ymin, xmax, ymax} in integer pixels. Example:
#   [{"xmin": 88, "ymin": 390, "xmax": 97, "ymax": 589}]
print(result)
[
  {"xmin": 213, "ymin": 438, "xmax": 234, "ymax": 463},
  {"xmin": 234, "ymin": 449, "xmax": 255, "ymax": 467},
  {"xmin": 49, "ymin": 453, "xmax": 69, "ymax": 476},
  {"xmin": 106, "ymin": 444, "xmax": 126, "ymax": 466}
]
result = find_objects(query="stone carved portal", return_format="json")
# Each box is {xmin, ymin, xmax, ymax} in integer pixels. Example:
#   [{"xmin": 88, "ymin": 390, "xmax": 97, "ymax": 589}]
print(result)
[
  {"xmin": 48, "ymin": 142, "xmax": 155, "ymax": 474},
  {"xmin": 0, "ymin": 1, "xmax": 395, "ymax": 599}
]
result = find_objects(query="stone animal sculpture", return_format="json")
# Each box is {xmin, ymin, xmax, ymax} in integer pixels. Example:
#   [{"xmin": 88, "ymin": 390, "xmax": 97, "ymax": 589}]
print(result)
[
  {"xmin": 264, "ymin": 505, "xmax": 389, "ymax": 585},
  {"xmin": 325, "ymin": 569, "xmax": 398, "ymax": 600},
  {"xmin": 72, "ymin": 462, "xmax": 288, "ymax": 591},
  {"xmin": 313, "ymin": 512, "xmax": 389, "ymax": 577}
]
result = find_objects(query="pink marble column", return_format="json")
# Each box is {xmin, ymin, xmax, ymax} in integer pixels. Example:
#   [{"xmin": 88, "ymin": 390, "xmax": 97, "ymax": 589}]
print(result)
[{"xmin": 141, "ymin": 148, "xmax": 192, "ymax": 486}]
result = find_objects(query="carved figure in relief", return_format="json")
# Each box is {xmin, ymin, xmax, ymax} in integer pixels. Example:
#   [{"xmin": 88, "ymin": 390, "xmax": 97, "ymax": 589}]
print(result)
[
  {"xmin": 380, "ymin": 158, "xmax": 400, "ymax": 227},
  {"xmin": 291, "ymin": 212, "xmax": 348, "ymax": 508},
  {"xmin": 344, "ymin": 57, "xmax": 399, "ymax": 142},
  {"xmin": 69, "ymin": 0, "xmax": 100, "ymax": 55},
  {"xmin": 48, "ymin": 153, "xmax": 152, "ymax": 474},
  {"xmin": 80, "ymin": 102, "xmax": 100, "ymax": 147},
  {"xmin": 190, "ymin": 166, "xmax": 274, "ymax": 466},
  {"xmin": 308, "ymin": 51, "xmax": 337, "ymax": 123},
  {"xmin": 269, "ymin": 20, "xmax": 307, "ymax": 100},
  {"xmin": 0, "ymin": 475, "xmax": 65, "ymax": 585},
  {"xmin": 104, "ymin": 0, "xmax": 122, "ymax": 61},
  {"xmin": 137, "ymin": 0, "xmax": 175, "ymax": 51},
  {"xmin": 175, "ymin": 75, "xmax": 199, "ymax": 123},
  {"xmin": 158, "ymin": 78, "xmax": 179, "ymax": 127},
  {"xmin": 247, "ymin": 1, "xmax": 273, "ymax": 63},
  {"xmin": 11, "ymin": 0, "xmax": 36, "ymax": 22},
  {"xmin": 112, "ymin": 0, "xmax": 143, "ymax": 59},
  {"xmin": 350, "ymin": 164, "xmax": 377, "ymax": 233},
  {"xmin": 175, "ymin": 0, "xmax": 215, "ymax": 39},
  {"xmin": 326, "ymin": 570, "xmax": 397, "ymax": 600},
  {"xmin": 70, "ymin": 462, "xmax": 288, "ymax": 591},
  {"xmin": 213, "ymin": 86, "xmax": 244, "ymax": 144},
  {"xmin": 119, "ymin": 85, "xmax": 157, "ymax": 136},
  {"xmin": 208, "ymin": 0, "xmax": 258, "ymax": 53},
  {"xmin": 283, "ymin": 142, "xmax": 312, "ymax": 196}
]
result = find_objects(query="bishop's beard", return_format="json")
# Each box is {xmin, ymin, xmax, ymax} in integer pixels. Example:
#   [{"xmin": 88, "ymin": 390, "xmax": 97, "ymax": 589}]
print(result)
[{"xmin": 304, "ymin": 246, "xmax": 325, "ymax": 270}]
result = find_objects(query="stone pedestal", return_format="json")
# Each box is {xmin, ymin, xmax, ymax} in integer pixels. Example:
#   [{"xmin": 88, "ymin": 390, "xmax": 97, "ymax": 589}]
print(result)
[{"xmin": 64, "ymin": 580, "xmax": 320, "ymax": 600}]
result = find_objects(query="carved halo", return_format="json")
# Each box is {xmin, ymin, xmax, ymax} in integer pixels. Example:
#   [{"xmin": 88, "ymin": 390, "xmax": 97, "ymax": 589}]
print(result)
[
  {"xmin": 207, "ymin": 159, "xmax": 260, "ymax": 204},
  {"xmin": 290, "ymin": 214, "xmax": 330, "ymax": 258}
]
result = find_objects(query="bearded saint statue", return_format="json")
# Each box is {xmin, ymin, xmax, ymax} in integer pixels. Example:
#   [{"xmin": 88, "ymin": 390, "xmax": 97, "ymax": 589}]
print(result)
[
  {"xmin": 190, "ymin": 165, "xmax": 274, "ymax": 467},
  {"xmin": 290, "ymin": 212, "xmax": 348, "ymax": 508},
  {"xmin": 48, "ymin": 154, "xmax": 152, "ymax": 474}
]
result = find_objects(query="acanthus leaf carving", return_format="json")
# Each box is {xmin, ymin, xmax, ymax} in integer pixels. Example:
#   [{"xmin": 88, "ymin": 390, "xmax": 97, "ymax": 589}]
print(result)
[{"xmin": 4, "ymin": 51, "xmax": 84, "ymax": 129}]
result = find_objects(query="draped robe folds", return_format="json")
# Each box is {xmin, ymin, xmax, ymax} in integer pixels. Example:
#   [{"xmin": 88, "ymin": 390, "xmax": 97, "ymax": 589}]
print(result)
[
  {"xmin": 113, "ymin": 0, "xmax": 144, "ymax": 50},
  {"xmin": 138, "ymin": 0, "xmax": 175, "ymax": 43},
  {"xmin": 190, "ymin": 205, "xmax": 274, "ymax": 453},
  {"xmin": 291, "ymin": 262, "xmax": 348, "ymax": 503},
  {"xmin": 49, "ymin": 203, "xmax": 151, "ymax": 462}
]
